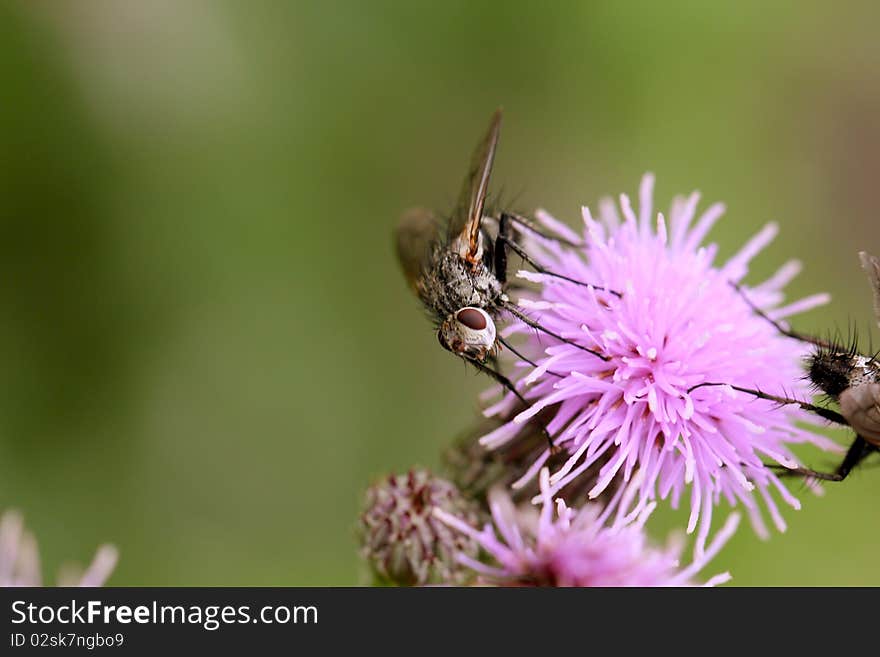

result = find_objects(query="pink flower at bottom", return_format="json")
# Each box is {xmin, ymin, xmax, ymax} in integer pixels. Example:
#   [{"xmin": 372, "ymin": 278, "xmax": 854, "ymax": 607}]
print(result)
[{"xmin": 435, "ymin": 469, "xmax": 739, "ymax": 587}]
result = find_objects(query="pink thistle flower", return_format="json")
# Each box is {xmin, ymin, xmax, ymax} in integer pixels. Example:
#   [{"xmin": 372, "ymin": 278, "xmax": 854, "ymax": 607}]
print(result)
[
  {"xmin": 482, "ymin": 174, "xmax": 840, "ymax": 553},
  {"xmin": 435, "ymin": 468, "xmax": 739, "ymax": 586},
  {"xmin": 0, "ymin": 509, "xmax": 118, "ymax": 587}
]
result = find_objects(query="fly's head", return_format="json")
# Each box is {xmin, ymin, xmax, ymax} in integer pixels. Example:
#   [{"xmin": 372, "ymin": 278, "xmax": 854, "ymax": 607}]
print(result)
[{"xmin": 437, "ymin": 307, "xmax": 497, "ymax": 362}]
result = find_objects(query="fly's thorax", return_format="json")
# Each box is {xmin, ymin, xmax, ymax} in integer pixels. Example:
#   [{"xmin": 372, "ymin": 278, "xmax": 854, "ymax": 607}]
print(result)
[
  {"xmin": 417, "ymin": 245, "xmax": 503, "ymax": 317},
  {"xmin": 808, "ymin": 350, "xmax": 880, "ymax": 398},
  {"xmin": 849, "ymin": 354, "xmax": 880, "ymax": 389}
]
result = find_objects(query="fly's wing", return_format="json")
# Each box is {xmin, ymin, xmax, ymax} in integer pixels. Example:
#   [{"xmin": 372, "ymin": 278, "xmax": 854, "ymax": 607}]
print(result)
[
  {"xmin": 447, "ymin": 109, "xmax": 502, "ymax": 263},
  {"xmin": 395, "ymin": 207, "xmax": 439, "ymax": 292},
  {"xmin": 858, "ymin": 251, "xmax": 880, "ymax": 328}
]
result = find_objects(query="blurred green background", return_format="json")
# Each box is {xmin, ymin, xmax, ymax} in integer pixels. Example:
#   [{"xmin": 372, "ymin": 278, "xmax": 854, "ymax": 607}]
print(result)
[{"xmin": 0, "ymin": 1, "xmax": 878, "ymax": 586}]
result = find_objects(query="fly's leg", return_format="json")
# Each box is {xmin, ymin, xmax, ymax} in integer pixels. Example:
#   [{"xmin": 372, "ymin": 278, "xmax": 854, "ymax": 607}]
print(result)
[
  {"xmin": 495, "ymin": 213, "xmax": 620, "ymax": 297},
  {"xmin": 496, "ymin": 335, "xmax": 564, "ymax": 380},
  {"xmin": 688, "ymin": 382, "xmax": 847, "ymax": 426},
  {"xmin": 470, "ymin": 358, "xmax": 558, "ymax": 452},
  {"xmin": 500, "ymin": 300, "xmax": 608, "ymax": 361},
  {"xmin": 689, "ymin": 381, "xmax": 872, "ymax": 482},
  {"xmin": 501, "ymin": 211, "xmax": 581, "ymax": 248},
  {"xmin": 769, "ymin": 437, "xmax": 876, "ymax": 482},
  {"xmin": 730, "ymin": 282, "xmax": 833, "ymax": 349}
]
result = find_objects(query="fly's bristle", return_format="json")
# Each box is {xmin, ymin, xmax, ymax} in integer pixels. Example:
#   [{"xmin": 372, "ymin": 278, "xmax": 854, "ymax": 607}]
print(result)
[
  {"xmin": 812, "ymin": 321, "xmax": 863, "ymax": 363},
  {"xmin": 807, "ymin": 346, "xmax": 858, "ymax": 399},
  {"xmin": 848, "ymin": 319, "xmax": 861, "ymax": 358}
]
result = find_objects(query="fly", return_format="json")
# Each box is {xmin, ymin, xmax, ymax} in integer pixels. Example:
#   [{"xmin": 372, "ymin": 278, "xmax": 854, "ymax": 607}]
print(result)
[{"xmin": 394, "ymin": 109, "xmax": 614, "ymax": 447}]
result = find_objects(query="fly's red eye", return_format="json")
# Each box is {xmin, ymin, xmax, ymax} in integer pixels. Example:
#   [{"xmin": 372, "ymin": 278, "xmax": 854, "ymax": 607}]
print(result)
[{"xmin": 456, "ymin": 308, "xmax": 487, "ymax": 330}]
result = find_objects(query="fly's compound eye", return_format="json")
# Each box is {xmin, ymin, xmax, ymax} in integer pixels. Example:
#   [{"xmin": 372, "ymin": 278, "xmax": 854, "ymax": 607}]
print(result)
[
  {"xmin": 454, "ymin": 307, "xmax": 496, "ymax": 351},
  {"xmin": 456, "ymin": 307, "xmax": 488, "ymax": 331},
  {"xmin": 436, "ymin": 307, "xmax": 497, "ymax": 361}
]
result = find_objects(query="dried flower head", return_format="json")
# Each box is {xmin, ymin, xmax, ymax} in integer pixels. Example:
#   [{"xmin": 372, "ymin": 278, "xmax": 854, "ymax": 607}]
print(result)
[
  {"xmin": 435, "ymin": 468, "xmax": 739, "ymax": 586},
  {"xmin": 482, "ymin": 175, "xmax": 839, "ymax": 552},
  {"xmin": 359, "ymin": 470, "xmax": 482, "ymax": 586},
  {"xmin": 0, "ymin": 509, "xmax": 118, "ymax": 587}
]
